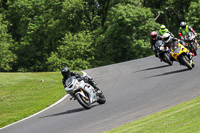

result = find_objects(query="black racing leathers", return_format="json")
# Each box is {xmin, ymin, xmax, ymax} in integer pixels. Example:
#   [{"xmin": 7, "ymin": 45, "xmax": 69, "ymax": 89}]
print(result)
[
  {"xmin": 150, "ymin": 36, "xmax": 162, "ymax": 56},
  {"xmin": 62, "ymin": 71, "xmax": 99, "ymax": 90}
]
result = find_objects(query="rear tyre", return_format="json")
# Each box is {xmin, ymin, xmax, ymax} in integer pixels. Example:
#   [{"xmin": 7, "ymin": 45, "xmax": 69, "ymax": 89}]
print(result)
[
  {"xmin": 180, "ymin": 55, "xmax": 192, "ymax": 70},
  {"xmin": 75, "ymin": 92, "xmax": 91, "ymax": 109},
  {"xmin": 97, "ymin": 93, "xmax": 106, "ymax": 104}
]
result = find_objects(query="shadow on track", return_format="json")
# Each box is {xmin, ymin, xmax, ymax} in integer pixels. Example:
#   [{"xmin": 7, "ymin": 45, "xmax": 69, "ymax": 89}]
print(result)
[
  {"xmin": 40, "ymin": 104, "xmax": 98, "ymax": 118},
  {"xmin": 144, "ymin": 68, "xmax": 189, "ymax": 79},
  {"xmin": 40, "ymin": 107, "xmax": 86, "ymax": 118},
  {"xmin": 134, "ymin": 64, "xmax": 170, "ymax": 73}
]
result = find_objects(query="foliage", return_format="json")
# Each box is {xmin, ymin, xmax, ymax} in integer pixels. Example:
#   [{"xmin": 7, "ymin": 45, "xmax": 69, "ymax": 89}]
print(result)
[
  {"xmin": 104, "ymin": 4, "xmax": 159, "ymax": 62},
  {"xmin": 5, "ymin": 0, "xmax": 89, "ymax": 71},
  {"xmin": 0, "ymin": 14, "xmax": 16, "ymax": 71},
  {"xmin": 0, "ymin": 0, "xmax": 199, "ymax": 71},
  {"xmin": 47, "ymin": 31, "xmax": 95, "ymax": 71},
  {"xmin": 186, "ymin": 0, "xmax": 200, "ymax": 41},
  {"xmin": 143, "ymin": 0, "xmax": 197, "ymax": 38}
]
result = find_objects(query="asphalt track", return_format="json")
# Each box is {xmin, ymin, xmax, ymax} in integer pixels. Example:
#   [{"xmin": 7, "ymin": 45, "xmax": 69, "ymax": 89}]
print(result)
[{"xmin": 1, "ymin": 55, "xmax": 200, "ymax": 133}]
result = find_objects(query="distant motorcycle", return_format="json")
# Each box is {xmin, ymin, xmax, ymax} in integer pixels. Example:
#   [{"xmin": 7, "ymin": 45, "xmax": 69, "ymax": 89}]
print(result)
[
  {"xmin": 171, "ymin": 41, "xmax": 194, "ymax": 70},
  {"xmin": 184, "ymin": 32, "xmax": 198, "ymax": 56},
  {"xmin": 65, "ymin": 76, "xmax": 106, "ymax": 109},
  {"xmin": 154, "ymin": 40, "xmax": 173, "ymax": 65}
]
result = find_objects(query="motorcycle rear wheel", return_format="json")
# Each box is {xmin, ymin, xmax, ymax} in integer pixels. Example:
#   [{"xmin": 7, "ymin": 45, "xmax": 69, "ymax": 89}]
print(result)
[
  {"xmin": 180, "ymin": 55, "xmax": 192, "ymax": 70},
  {"xmin": 97, "ymin": 93, "xmax": 106, "ymax": 104},
  {"xmin": 75, "ymin": 92, "xmax": 91, "ymax": 109}
]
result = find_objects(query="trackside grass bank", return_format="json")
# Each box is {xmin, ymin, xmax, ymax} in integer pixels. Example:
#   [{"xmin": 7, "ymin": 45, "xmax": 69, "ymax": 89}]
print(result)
[
  {"xmin": 105, "ymin": 96, "xmax": 200, "ymax": 133},
  {"xmin": 0, "ymin": 72, "xmax": 65, "ymax": 128}
]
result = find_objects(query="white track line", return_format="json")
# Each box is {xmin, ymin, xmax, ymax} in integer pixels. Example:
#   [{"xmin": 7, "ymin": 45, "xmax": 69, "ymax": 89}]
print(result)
[{"xmin": 0, "ymin": 94, "xmax": 69, "ymax": 130}]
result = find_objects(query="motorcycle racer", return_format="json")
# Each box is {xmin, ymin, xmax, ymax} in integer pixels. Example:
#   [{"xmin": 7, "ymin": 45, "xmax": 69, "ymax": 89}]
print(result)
[
  {"xmin": 178, "ymin": 21, "xmax": 197, "ymax": 39},
  {"xmin": 163, "ymin": 33, "xmax": 194, "ymax": 59},
  {"xmin": 159, "ymin": 25, "xmax": 174, "ymax": 37},
  {"xmin": 61, "ymin": 67, "xmax": 101, "ymax": 93},
  {"xmin": 150, "ymin": 31, "xmax": 162, "ymax": 57},
  {"xmin": 162, "ymin": 33, "xmax": 179, "ymax": 48},
  {"xmin": 178, "ymin": 21, "xmax": 198, "ymax": 46}
]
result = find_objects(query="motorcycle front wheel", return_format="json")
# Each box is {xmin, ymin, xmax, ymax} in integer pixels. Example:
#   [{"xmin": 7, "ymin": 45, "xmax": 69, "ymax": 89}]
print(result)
[
  {"xmin": 75, "ymin": 91, "xmax": 91, "ymax": 109},
  {"xmin": 164, "ymin": 53, "xmax": 173, "ymax": 65},
  {"xmin": 191, "ymin": 44, "xmax": 197, "ymax": 56},
  {"xmin": 180, "ymin": 55, "xmax": 193, "ymax": 70}
]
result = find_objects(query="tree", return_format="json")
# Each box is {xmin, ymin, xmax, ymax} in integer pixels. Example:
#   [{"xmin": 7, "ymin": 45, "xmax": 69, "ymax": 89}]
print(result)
[
  {"xmin": 0, "ymin": 14, "xmax": 16, "ymax": 71},
  {"xmin": 186, "ymin": 0, "xmax": 200, "ymax": 32},
  {"xmin": 47, "ymin": 31, "xmax": 95, "ymax": 71},
  {"xmin": 5, "ymin": 0, "xmax": 101, "ymax": 71},
  {"xmin": 143, "ymin": 0, "xmax": 197, "ymax": 37},
  {"xmin": 103, "ymin": 4, "xmax": 159, "ymax": 62}
]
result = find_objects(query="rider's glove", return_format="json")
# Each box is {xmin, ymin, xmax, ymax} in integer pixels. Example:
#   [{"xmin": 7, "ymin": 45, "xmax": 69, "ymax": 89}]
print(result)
[
  {"xmin": 75, "ymin": 75, "xmax": 83, "ymax": 81},
  {"xmin": 82, "ymin": 76, "xmax": 89, "ymax": 82},
  {"xmin": 181, "ymin": 36, "xmax": 184, "ymax": 40}
]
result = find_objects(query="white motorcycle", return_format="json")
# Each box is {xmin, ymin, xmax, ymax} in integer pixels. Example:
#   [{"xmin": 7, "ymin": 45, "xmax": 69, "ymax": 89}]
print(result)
[{"xmin": 65, "ymin": 76, "xmax": 106, "ymax": 109}]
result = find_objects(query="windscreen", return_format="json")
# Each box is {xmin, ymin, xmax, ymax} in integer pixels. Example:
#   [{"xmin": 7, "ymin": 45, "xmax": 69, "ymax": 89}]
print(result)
[
  {"xmin": 155, "ymin": 40, "xmax": 163, "ymax": 48},
  {"xmin": 65, "ymin": 76, "xmax": 76, "ymax": 87}
]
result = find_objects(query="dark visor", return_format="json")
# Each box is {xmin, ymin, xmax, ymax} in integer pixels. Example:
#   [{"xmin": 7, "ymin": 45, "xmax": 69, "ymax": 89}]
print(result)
[{"xmin": 151, "ymin": 35, "xmax": 157, "ymax": 38}]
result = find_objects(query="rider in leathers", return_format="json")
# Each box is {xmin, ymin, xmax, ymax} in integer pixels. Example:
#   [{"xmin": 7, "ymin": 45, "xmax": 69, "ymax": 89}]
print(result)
[
  {"xmin": 178, "ymin": 22, "xmax": 198, "ymax": 40},
  {"xmin": 150, "ymin": 31, "xmax": 162, "ymax": 57},
  {"xmin": 162, "ymin": 33, "xmax": 194, "ymax": 60},
  {"xmin": 178, "ymin": 21, "xmax": 199, "ymax": 46},
  {"xmin": 61, "ymin": 67, "xmax": 101, "ymax": 94}
]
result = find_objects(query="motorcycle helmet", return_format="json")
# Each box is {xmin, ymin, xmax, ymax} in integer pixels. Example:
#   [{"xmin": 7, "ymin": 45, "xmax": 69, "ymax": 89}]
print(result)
[
  {"xmin": 151, "ymin": 31, "xmax": 158, "ymax": 40},
  {"xmin": 163, "ymin": 33, "xmax": 171, "ymax": 43},
  {"xmin": 180, "ymin": 22, "xmax": 186, "ymax": 29},
  {"xmin": 160, "ymin": 25, "xmax": 166, "ymax": 31},
  {"xmin": 61, "ymin": 67, "xmax": 70, "ymax": 78}
]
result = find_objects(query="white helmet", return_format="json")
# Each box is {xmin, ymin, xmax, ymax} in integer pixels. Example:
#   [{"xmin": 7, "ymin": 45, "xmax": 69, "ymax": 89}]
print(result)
[{"xmin": 163, "ymin": 33, "xmax": 171, "ymax": 43}]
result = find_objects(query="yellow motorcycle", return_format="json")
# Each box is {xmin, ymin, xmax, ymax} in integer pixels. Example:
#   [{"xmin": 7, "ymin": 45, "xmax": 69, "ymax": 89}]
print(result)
[{"xmin": 171, "ymin": 41, "xmax": 195, "ymax": 70}]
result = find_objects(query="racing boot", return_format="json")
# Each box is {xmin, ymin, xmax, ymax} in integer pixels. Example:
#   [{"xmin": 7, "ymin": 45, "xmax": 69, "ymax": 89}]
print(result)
[
  {"xmin": 154, "ymin": 50, "xmax": 158, "ymax": 57},
  {"xmin": 93, "ymin": 85, "xmax": 102, "ymax": 96},
  {"xmin": 189, "ymin": 52, "xmax": 194, "ymax": 60},
  {"xmin": 89, "ymin": 79, "xmax": 102, "ymax": 95}
]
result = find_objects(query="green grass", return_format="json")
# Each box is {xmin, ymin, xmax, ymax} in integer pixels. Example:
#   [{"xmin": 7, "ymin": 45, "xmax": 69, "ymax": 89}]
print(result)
[
  {"xmin": 0, "ymin": 72, "xmax": 65, "ymax": 128},
  {"xmin": 105, "ymin": 96, "xmax": 200, "ymax": 133}
]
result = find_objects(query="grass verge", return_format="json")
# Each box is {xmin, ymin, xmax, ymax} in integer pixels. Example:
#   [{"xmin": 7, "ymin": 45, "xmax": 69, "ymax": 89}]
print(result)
[
  {"xmin": 0, "ymin": 72, "xmax": 65, "ymax": 128},
  {"xmin": 105, "ymin": 96, "xmax": 200, "ymax": 133}
]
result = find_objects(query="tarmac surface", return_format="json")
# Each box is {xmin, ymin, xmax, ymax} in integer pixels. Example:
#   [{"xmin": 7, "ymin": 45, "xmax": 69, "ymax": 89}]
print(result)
[{"xmin": 1, "ymin": 55, "xmax": 200, "ymax": 133}]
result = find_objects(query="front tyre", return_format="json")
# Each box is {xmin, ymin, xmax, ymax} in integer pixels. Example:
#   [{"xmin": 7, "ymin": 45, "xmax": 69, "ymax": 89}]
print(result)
[
  {"xmin": 180, "ymin": 55, "xmax": 192, "ymax": 70},
  {"xmin": 164, "ymin": 53, "xmax": 173, "ymax": 65},
  {"xmin": 75, "ymin": 92, "xmax": 91, "ymax": 109},
  {"xmin": 191, "ymin": 44, "xmax": 197, "ymax": 56}
]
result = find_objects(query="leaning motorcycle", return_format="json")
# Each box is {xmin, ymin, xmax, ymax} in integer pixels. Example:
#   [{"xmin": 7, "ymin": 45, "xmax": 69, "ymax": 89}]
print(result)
[
  {"xmin": 184, "ymin": 32, "xmax": 198, "ymax": 56},
  {"xmin": 65, "ymin": 76, "xmax": 106, "ymax": 109},
  {"xmin": 171, "ymin": 41, "xmax": 195, "ymax": 70},
  {"xmin": 154, "ymin": 40, "xmax": 173, "ymax": 65}
]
